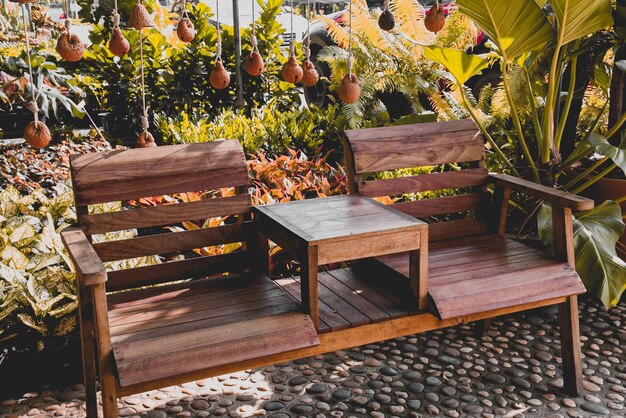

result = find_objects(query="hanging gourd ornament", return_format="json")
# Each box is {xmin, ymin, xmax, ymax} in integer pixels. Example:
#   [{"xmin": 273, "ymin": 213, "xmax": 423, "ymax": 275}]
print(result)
[
  {"xmin": 128, "ymin": 3, "xmax": 155, "ymax": 29},
  {"xmin": 177, "ymin": 4, "xmax": 195, "ymax": 43},
  {"xmin": 378, "ymin": 0, "xmax": 395, "ymax": 31},
  {"xmin": 56, "ymin": 21, "xmax": 85, "ymax": 62},
  {"xmin": 109, "ymin": 11, "xmax": 130, "ymax": 57},
  {"xmin": 23, "ymin": 120, "xmax": 51, "ymax": 149},
  {"xmin": 109, "ymin": 26, "xmax": 130, "ymax": 57},
  {"xmin": 301, "ymin": 60, "xmax": 319, "ymax": 87},
  {"xmin": 244, "ymin": 49, "xmax": 264, "ymax": 77},
  {"xmin": 338, "ymin": 73, "xmax": 360, "ymax": 104},
  {"xmin": 210, "ymin": 59, "xmax": 231, "ymax": 89},
  {"xmin": 282, "ymin": 55, "xmax": 303, "ymax": 84},
  {"xmin": 136, "ymin": 130, "xmax": 157, "ymax": 148},
  {"xmin": 424, "ymin": 0, "xmax": 445, "ymax": 33}
]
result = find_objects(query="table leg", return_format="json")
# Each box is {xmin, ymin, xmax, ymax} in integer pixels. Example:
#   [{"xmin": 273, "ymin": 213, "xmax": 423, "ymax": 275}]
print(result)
[
  {"xmin": 409, "ymin": 231, "xmax": 429, "ymax": 310},
  {"xmin": 253, "ymin": 232, "xmax": 271, "ymax": 276},
  {"xmin": 300, "ymin": 246, "xmax": 320, "ymax": 331}
]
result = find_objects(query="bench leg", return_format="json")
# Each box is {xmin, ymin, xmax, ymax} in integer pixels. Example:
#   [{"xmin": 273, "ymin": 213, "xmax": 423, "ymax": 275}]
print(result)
[
  {"xmin": 77, "ymin": 285, "xmax": 98, "ymax": 418},
  {"xmin": 409, "ymin": 230, "xmax": 429, "ymax": 310},
  {"xmin": 558, "ymin": 296, "xmax": 583, "ymax": 397},
  {"xmin": 474, "ymin": 318, "xmax": 493, "ymax": 338},
  {"xmin": 300, "ymin": 246, "xmax": 319, "ymax": 331}
]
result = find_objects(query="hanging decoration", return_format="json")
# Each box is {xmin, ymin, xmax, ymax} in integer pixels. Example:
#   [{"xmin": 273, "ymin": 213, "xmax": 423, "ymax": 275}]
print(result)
[
  {"xmin": 18, "ymin": 3, "xmax": 51, "ymax": 148},
  {"xmin": 300, "ymin": 0, "xmax": 319, "ymax": 87},
  {"xmin": 281, "ymin": 0, "xmax": 303, "ymax": 84},
  {"xmin": 210, "ymin": 0, "xmax": 231, "ymax": 89},
  {"xmin": 244, "ymin": 0, "xmax": 264, "ymax": 77},
  {"xmin": 378, "ymin": 0, "xmax": 395, "ymax": 31},
  {"xmin": 109, "ymin": 0, "xmax": 130, "ymax": 57},
  {"xmin": 177, "ymin": 1, "xmax": 195, "ymax": 43},
  {"xmin": 424, "ymin": 0, "xmax": 445, "ymax": 33},
  {"xmin": 338, "ymin": 0, "xmax": 360, "ymax": 104},
  {"xmin": 129, "ymin": 1, "xmax": 157, "ymax": 148},
  {"xmin": 56, "ymin": 0, "xmax": 85, "ymax": 62}
]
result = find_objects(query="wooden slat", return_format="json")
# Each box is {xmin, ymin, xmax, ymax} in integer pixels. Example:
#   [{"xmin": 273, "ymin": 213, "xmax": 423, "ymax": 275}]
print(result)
[
  {"xmin": 106, "ymin": 252, "xmax": 249, "ymax": 291},
  {"xmin": 60, "ymin": 227, "xmax": 106, "ymax": 285},
  {"xmin": 430, "ymin": 264, "xmax": 585, "ymax": 319},
  {"xmin": 392, "ymin": 193, "xmax": 483, "ymax": 218},
  {"xmin": 80, "ymin": 194, "xmax": 252, "ymax": 235},
  {"xmin": 358, "ymin": 168, "xmax": 489, "ymax": 197},
  {"xmin": 345, "ymin": 119, "xmax": 478, "ymax": 142},
  {"xmin": 351, "ymin": 142, "xmax": 485, "ymax": 174},
  {"xmin": 113, "ymin": 312, "xmax": 320, "ymax": 387},
  {"xmin": 93, "ymin": 222, "xmax": 251, "ymax": 262},
  {"xmin": 428, "ymin": 219, "xmax": 489, "ymax": 241},
  {"xmin": 71, "ymin": 142, "xmax": 248, "ymax": 205}
]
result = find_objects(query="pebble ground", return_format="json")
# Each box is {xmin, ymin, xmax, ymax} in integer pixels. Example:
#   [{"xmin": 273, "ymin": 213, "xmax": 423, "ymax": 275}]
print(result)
[{"xmin": 1, "ymin": 295, "xmax": 624, "ymax": 418}]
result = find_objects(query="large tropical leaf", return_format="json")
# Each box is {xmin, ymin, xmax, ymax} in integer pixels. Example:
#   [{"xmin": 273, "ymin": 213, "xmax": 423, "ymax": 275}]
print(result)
[
  {"xmin": 538, "ymin": 201, "xmax": 626, "ymax": 308},
  {"xmin": 456, "ymin": 0, "xmax": 554, "ymax": 61},
  {"xmin": 423, "ymin": 45, "xmax": 490, "ymax": 85},
  {"xmin": 551, "ymin": 0, "xmax": 613, "ymax": 46},
  {"xmin": 588, "ymin": 132, "xmax": 626, "ymax": 174}
]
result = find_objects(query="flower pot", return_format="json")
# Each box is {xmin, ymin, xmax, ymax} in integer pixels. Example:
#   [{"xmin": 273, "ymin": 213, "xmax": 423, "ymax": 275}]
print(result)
[{"xmin": 585, "ymin": 177, "xmax": 626, "ymax": 259}]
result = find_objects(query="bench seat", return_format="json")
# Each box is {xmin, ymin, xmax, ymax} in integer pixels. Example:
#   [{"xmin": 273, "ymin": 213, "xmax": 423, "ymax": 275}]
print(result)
[{"xmin": 372, "ymin": 234, "xmax": 586, "ymax": 319}]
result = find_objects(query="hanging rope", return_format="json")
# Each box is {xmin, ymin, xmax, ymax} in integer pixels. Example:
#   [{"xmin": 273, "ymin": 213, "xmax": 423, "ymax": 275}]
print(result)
[
  {"xmin": 348, "ymin": 0, "xmax": 353, "ymax": 76},
  {"xmin": 215, "ymin": 0, "xmax": 222, "ymax": 60},
  {"xmin": 21, "ymin": 4, "xmax": 38, "ymax": 125},
  {"xmin": 139, "ymin": 29, "xmax": 148, "ymax": 132},
  {"xmin": 251, "ymin": 0, "xmax": 257, "ymax": 51},
  {"xmin": 289, "ymin": 0, "xmax": 294, "ymax": 56},
  {"xmin": 304, "ymin": 0, "xmax": 311, "ymax": 60},
  {"xmin": 113, "ymin": 0, "xmax": 120, "ymax": 26}
]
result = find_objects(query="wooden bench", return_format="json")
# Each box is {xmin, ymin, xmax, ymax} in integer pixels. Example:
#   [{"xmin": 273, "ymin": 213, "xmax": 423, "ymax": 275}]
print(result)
[{"xmin": 343, "ymin": 119, "xmax": 593, "ymax": 396}]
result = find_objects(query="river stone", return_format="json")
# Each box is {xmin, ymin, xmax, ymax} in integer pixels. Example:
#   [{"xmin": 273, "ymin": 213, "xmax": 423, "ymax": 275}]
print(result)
[
  {"xmin": 380, "ymin": 367, "xmax": 399, "ymax": 376},
  {"xmin": 331, "ymin": 389, "xmax": 351, "ymax": 401},
  {"xmin": 484, "ymin": 373, "xmax": 506, "ymax": 384},
  {"xmin": 580, "ymin": 404, "xmax": 610, "ymax": 415},
  {"xmin": 290, "ymin": 404, "xmax": 314, "ymax": 414},
  {"xmin": 426, "ymin": 376, "xmax": 442, "ymax": 386},
  {"xmin": 288, "ymin": 376, "xmax": 308, "ymax": 386},
  {"xmin": 407, "ymin": 399, "xmax": 422, "ymax": 410},
  {"xmin": 408, "ymin": 382, "xmax": 425, "ymax": 394}
]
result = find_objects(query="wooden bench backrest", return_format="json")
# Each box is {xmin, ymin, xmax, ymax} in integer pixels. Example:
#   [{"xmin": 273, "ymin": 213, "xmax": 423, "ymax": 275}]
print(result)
[
  {"xmin": 70, "ymin": 141, "xmax": 253, "ymax": 291},
  {"xmin": 343, "ymin": 119, "xmax": 490, "ymax": 241}
]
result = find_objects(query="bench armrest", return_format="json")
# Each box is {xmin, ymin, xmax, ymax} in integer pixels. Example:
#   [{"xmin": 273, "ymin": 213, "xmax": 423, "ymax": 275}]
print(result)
[
  {"xmin": 60, "ymin": 226, "xmax": 107, "ymax": 286},
  {"xmin": 488, "ymin": 173, "xmax": 595, "ymax": 211}
]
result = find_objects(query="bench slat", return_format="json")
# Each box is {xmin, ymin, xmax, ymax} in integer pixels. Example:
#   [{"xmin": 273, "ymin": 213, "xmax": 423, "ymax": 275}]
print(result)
[
  {"xmin": 80, "ymin": 194, "xmax": 252, "ymax": 235},
  {"xmin": 93, "ymin": 222, "xmax": 252, "ymax": 262},
  {"xmin": 392, "ymin": 193, "xmax": 483, "ymax": 218}
]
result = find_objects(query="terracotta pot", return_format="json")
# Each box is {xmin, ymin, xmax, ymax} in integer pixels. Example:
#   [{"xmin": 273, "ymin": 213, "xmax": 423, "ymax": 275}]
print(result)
[
  {"xmin": 56, "ymin": 33, "xmax": 85, "ymax": 62},
  {"xmin": 424, "ymin": 3, "xmax": 445, "ymax": 33},
  {"xmin": 301, "ymin": 60, "xmax": 319, "ymax": 87},
  {"xmin": 109, "ymin": 27, "xmax": 130, "ymax": 57},
  {"xmin": 136, "ymin": 131, "xmax": 157, "ymax": 148},
  {"xmin": 338, "ymin": 74, "xmax": 361, "ymax": 104},
  {"xmin": 282, "ymin": 55, "xmax": 303, "ymax": 84},
  {"xmin": 210, "ymin": 61, "xmax": 231, "ymax": 90},
  {"xmin": 177, "ymin": 18, "xmax": 195, "ymax": 43},
  {"xmin": 585, "ymin": 177, "xmax": 626, "ymax": 259},
  {"xmin": 128, "ymin": 4, "xmax": 155, "ymax": 30},
  {"xmin": 23, "ymin": 121, "xmax": 51, "ymax": 149},
  {"xmin": 244, "ymin": 50, "xmax": 264, "ymax": 77}
]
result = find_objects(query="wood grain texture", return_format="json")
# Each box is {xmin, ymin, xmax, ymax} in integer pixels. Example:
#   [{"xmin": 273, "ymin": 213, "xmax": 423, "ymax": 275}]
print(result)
[
  {"xmin": 358, "ymin": 168, "xmax": 489, "ymax": 197},
  {"xmin": 60, "ymin": 226, "xmax": 106, "ymax": 285},
  {"xmin": 392, "ymin": 193, "xmax": 483, "ymax": 218},
  {"xmin": 558, "ymin": 296, "xmax": 584, "ymax": 396},
  {"xmin": 489, "ymin": 173, "xmax": 595, "ymax": 211},
  {"xmin": 71, "ymin": 141, "xmax": 248, "ymax": 205},
  {"xmin": 80, "ymin": 194, "xmax": 252, "ymax": 235},
  {"xmin": 428, "ymin": 219, "xmax": 489, "ymax": 241},
  {"xmin": 106, "ymin": 252, "xmax": 249, "ymax": 291},
  {"xmin": 93, "ymin": 222, "xmax": 252, "ymax": 262}
]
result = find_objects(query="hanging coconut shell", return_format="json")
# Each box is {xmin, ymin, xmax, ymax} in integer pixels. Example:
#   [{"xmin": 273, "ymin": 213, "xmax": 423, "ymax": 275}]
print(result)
[
  {"xmin": 378, "ymin": 9, "xmax": 395, "ymax": 31},
  {"xmin": 282, "ymin": 55, "xmax": 303, "ymax": 84},
  {"xmin": 424, "ymin": 3, "xmax": 446, "ymax": 33},
  {"xmin": 177, "ymin": 17, "xmax": 195, "ymax": 43},
  {"xmin": 210, "ymin": 60, "xmax": 231, "ymax": 90},
  {"xmin": 244, "ymin": 50, "xmax": 264, "ymax": 77},
  {"xmin": 23, "ymin": 121, "xmax": 51, "ymax": 149},
  {"xmin": 56, "ymin": 33, "xmax": 85, "ymax": 62},
  {"xmin": 109, "ymin": 27, "xmax": 130, "ymax": 57},
  {"xmin": 136, "ymin": 131, "xmax": 157, "ymax": 148},
  {"xmin": 338, "ymin": 74, "xmax": 361, "ymax": 104},
  {"xmin": 128, "ymin": 3, "xmax": 155, "ymax": 30},
  {"xmin": 301, "ymin": 60, "xmax": 319, "ymax": 87}
]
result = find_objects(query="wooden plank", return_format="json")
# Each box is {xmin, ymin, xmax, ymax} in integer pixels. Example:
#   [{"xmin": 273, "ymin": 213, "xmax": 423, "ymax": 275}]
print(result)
[
  {"xmin": 117, "ymin": 295, "xmax": 568, "ymax": 396},
  {"xmin": 93, "ymin": 222, "xmax": 252, "ymax": 262},
  {"xmin": 428, "ymin": 219, "xmax": 489, "ymax": 241},
  {"xmin": 317, "ymin": 228, "xmax": 421, "ymax": 265},
  {"xmin": 113, "ymin": 312, "xmax": 320, "ymax": 387},
  {"xmin": 429, "ymin": 264, "xmax": 585, "ymax": 319},
  {"xmin": 359, "ymin": 168, "xmax": 489, "ymax": 197},
  {"xmin": 489, "ymin": 173, "xmax": 594, "ymax": 211},
  {"xmin": 301, "ymin": 246, "xmax": 320, "ymax": 330},
  {"xmin": 80, "ymin": 194, "xmax": 252, "ymax": 235},
  {"xmin": 316, "ymin": 272, "xmax": 390, "ymax": 323},
  {"xmin": 275, "ymin": 276, "xmax": 349, "ymax": 332},
  {"xmin": 392, "ymin": 194, "xmax": 483, "ymax": 218},
  {"xmin": 559, "ymin": 296, "xmax": 584, "ymax": 396},
  {"xmin": 106, "ymin": 252, "xmax": 249, "ymax": 291},
  {"xmin": 316, "ymin": 278, "xmax": 371, "ymax": 327},
  {"xmin": 345, "ymin": 119, "xmax": 479, "ymax": 143},
  {"xmin": 327, "ymin": 269, "xmax": 409, "ymax": 319},
  {"xmin": 351, "ymin": 142, "xmax": 485, "ymax": 174}
]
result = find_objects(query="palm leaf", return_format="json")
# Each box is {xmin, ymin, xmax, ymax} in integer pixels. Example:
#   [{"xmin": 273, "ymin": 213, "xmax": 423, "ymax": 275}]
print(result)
[{"xmin": 551, "ymin": 0, "xmax": 613, "ymax": 46}]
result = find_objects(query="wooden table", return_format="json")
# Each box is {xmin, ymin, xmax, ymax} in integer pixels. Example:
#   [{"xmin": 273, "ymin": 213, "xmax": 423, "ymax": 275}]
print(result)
[{"xmin": 253, "ymin": 195, "xmax": 428, "ymax": 330}]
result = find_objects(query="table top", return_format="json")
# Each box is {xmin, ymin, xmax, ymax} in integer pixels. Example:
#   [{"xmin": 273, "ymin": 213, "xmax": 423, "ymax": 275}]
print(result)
[{"xmin": 253, "ymin": 195, "xmax": 427, "ymax": 245}]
